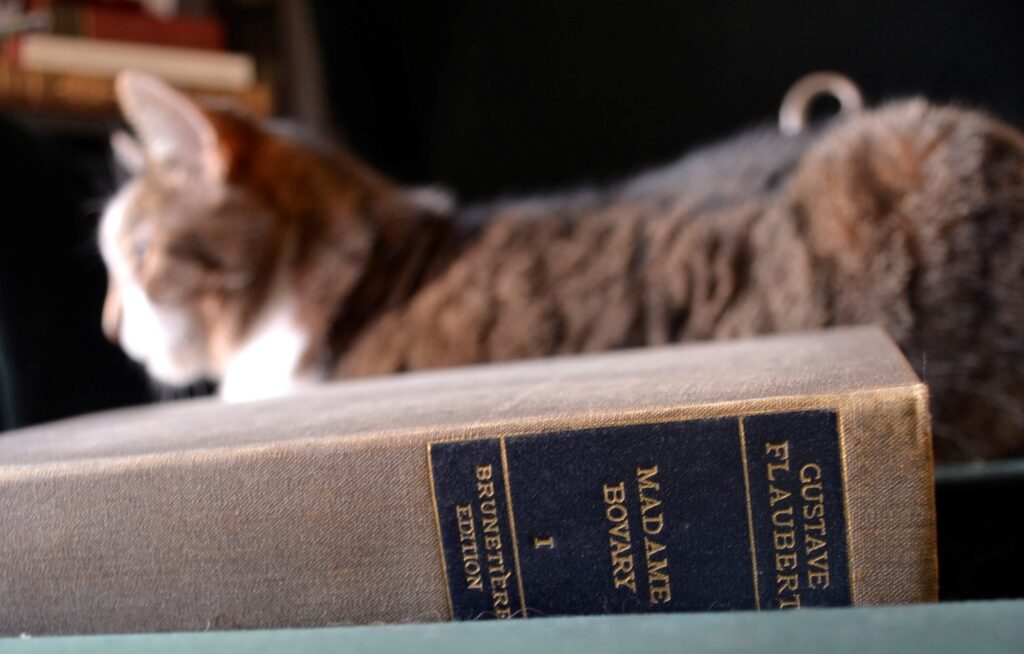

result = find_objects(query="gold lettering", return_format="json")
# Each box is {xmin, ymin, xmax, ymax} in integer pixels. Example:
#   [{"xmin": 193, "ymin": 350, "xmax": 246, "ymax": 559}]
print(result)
[
  {"xmin": 640, "ymin": 495, "xmax": 663, "ymax": 516},
  {"xmin": 477, "ymin": 480, "xmax": 495, "ymax": 499},
  {"xmin": 648, "ymin": 556, "xmax": 670, "ymax": 582},
  {"xmin": 603, "ymin": 482, "xmax": 626, "ymax": 504},
  {"xmin": 765, "ymin": 442, "xmax": 790, "ymax": 482},
  {"xmin": 808, "ymin": 569, "xmax": 831, "ymax": 590},
  {"xmin": 804, "ymin": 534, "xmax": 827, "ymax": 553},
  {"xmin": 492, "ymin": 589, "xmax": 509, "ymax": 608},
  {"xmin": 648, "ymin": 553, "xmax": 672, "ymax": 605},
  {"xmin": 462, "ymin": 471, "xmax": 517, "ymax": 618},
  {"xmin": 799, "ymin": 459, "xmax": 829, "ymax": 590},
  {"xmin": 771, "ymin": 506, "xmax": 795, "ymax": 528},
  {"xmin": 609, "ymin": 516, "xmax": 631, "ymax": 541},
  {"xmin": 487, "ymin": 549, "xmax": 505, "ymax": 570},
  {"xmin": 642, "ymin": 513, "xmax": 664, "ymax": 536},
  {"xmin": 464, "ymin": 563, "xmax": 483, "ymax": 590},
  {"xmin": 644, "ymin": 537, "xmax": 666, "ymax": 558},
  {"xmin": 609, "ymin": 537, "xmax": 632, "ymax": 559},
  {"xmin": 799, "ymin": 463, "xmax": 822, "ymax": 482},
  {"xmin": 804, "ymin": 518, "xmax": 827, "ymax": 536},
  {"xmin": 481, "ymin": 515, "xmax": 499, "ymax": 535},
  {"xmin": 803, "ymin": 501, "xmax": 825, "ymax": 520},
  {"xmin": 768, "ymin": 485, "xmax": 791, "ymax": 506},
  {"xmin": 455, "ymin": 504, "xmax": 483, "ymax": 591},
  {"xmin": 533, "ymin": 535, "xmax": 555, "ymax": 549},
  {"xmin": 774, "ymin": 531, "xmax": 796, "ymax": 550},
  {"xmin": 650, "ymin": 585, "xmax": 672, "ymax": 604},
  {"xmin": 775, "ymin": 552, "xmax": 799, "ymax": 571},
  {"xmin": 636, "ymin": 466, "xmax": 660, "ymax": 492},
  {"xmin": 604, "ymin": 480, "xmax": 637, "ymax": 594},
  {"xmin": 614, "ymin": 571, "xmax": 638, "ymax": 592},
  {"xmin": 800, "ymin": 483, "xmax": 823, "ymax": 503},
  {"xmin": 636, "ymin": 466, "xmax": 671, "ymax": 605},
  {"xmin": 611, "ymin": 548, "xmax": 636, "ymax": 577},
  {"xmin": 777, "ymin": 573, "xmax": 799, "ymax": 593},
  {"xmin": 807, "ymin": 551, "xmax": 829, "ymax": 571},
  {"xmin": 606, "ymin": 503, "xmax": 629, "ymax": 525},
  {"xmin": 490, "ymin": 570, "xmax": 511, "ymax": 592}
]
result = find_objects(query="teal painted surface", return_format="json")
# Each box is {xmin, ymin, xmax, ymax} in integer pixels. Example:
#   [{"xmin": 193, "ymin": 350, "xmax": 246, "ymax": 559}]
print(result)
[{"xmin": 3, "ymin": 602, "xmax": 1022, "ymax": 654}]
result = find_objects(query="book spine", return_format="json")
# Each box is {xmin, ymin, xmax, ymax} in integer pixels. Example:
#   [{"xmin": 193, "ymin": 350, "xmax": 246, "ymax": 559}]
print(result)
[
  {"xmin": 0, "ymin": 386, "xmax": 935, "ymax": 635},
  {"xmin": 9, "ymin": 34, "xmax": 254, "ymax": 91},
  {"xmin": 81, "ymin": 7, "xmax": 226, "ymax": 51}
]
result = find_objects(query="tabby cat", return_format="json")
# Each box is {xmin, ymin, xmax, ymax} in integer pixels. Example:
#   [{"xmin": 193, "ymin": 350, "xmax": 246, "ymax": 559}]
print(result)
[{"xmin": 100, "ymin": 71, "xmax": 1024, "ymax": 462}]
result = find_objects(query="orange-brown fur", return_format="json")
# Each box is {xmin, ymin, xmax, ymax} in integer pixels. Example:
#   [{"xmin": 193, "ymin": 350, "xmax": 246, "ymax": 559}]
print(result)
[{"xmin": 113, "ymin": 94, "xmax": 1024, "ymax": 461}]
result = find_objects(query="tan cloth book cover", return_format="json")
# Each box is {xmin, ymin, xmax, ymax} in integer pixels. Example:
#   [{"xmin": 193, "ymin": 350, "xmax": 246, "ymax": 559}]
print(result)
[{"xmin": 0, "ymin": 326, "xmax": 935, "ymax": 635}]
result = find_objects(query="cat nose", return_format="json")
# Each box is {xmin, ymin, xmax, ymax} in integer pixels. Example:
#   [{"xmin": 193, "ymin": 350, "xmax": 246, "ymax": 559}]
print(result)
[{"xmin": 102, "ymin": 287, "xmax": 123, "ymax": 343}]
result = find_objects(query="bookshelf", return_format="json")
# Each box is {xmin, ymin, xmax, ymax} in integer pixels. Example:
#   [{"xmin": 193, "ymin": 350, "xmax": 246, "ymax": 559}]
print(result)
[{"xmin": 0, "ymin": 0, "xmax": 281, "ymax": 132}]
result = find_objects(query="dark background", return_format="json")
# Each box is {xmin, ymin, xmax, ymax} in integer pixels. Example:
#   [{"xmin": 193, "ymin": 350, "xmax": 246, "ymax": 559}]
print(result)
[{"xmin": 312, "ymin": 0, "xmax": 1024, "ymax": 199}]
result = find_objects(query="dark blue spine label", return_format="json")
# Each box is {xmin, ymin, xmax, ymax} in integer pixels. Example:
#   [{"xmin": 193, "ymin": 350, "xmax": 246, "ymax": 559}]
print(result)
[{"xmin": 428, "ymin": 410, "xmax": 851, "ymax": 619}]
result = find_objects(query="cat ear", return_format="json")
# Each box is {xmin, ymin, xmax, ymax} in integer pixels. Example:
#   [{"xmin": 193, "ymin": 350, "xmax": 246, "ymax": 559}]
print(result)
[
  {"xmin": 114, "ymin": 70, "xmax": 226, "ymax": 182},
  {"xmin": 110, "ymin": 130, "xmax": 145, "ymax": 175}
]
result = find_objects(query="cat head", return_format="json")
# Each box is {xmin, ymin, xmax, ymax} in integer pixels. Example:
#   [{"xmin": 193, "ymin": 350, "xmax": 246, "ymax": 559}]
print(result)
[{"xmin": 99, "ymin": 72, "xmax": 439, "ymax": 399}]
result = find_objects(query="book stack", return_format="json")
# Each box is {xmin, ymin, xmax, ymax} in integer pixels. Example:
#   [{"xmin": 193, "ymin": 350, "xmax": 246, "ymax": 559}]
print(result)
[{"xmin": 0, "ymin": 0, "xmax": 271, "ymax": 119}]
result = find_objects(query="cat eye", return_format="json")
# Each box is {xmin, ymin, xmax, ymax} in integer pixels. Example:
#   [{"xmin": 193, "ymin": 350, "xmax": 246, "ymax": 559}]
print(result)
[
  {"xmin": 130, "ymin": 238, "xmax": 149, "ymax": 262},
  {"xmin": 167, "ymin": 241, "xmax": 226, "ymax": 272}
]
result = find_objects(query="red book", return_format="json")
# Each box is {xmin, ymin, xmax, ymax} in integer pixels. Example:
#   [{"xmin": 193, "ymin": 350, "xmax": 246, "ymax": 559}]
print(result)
[
  {"xmin": 35, "ymin": 2, "xmax": 225, "ymax": 51},
  {"xmin": 80, "ymin": 7, "xmax": 225, "ymax": 50},
  {"xmin": 28, "ymin": 1, "xmax": 142, "ymax": 9}
]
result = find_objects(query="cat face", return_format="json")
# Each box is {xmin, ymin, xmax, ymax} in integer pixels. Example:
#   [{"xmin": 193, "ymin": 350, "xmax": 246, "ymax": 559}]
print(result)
[
  {"xmin": 102, "ymin": 72, "xmax": 458, "ymax": 400},
  {"xmin": 99, "ymin": 73, "xmax": 285, "ymax": 391}
]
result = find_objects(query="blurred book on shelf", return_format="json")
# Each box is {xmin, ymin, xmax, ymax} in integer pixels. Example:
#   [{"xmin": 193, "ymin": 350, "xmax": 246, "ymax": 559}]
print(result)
[
  {"xmin": 0, "ymin": 0, "xmax": 272, "ymax": 122},
  {"xmin": 51, "ymin": 3, "xmax": 225, "ymax": 50},
  {"xmin": 4, "ymin": 34, "xmax": 254, "ymax": 89}
]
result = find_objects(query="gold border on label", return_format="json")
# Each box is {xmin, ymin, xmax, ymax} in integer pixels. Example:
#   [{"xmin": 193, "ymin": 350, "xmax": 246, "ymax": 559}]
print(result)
[
  {"xmin": 428, "ymin": 403, "xmax": 863, "ymax": 617},
  {"xmin": 425, "ymin": 443, "xmax": 455, "ymax": 620},
  {"xmin": 499, "ymin": 436, "xmax": 529, "ymax": 617},
  {"xmin": 737, "ymin": 416, "xmax": 762, "ymax": 611},
  {"xmin": 836, "ymin": 413, "xmax": 856, "ymax": 600},
  {"xmin": 417, "ymin": 385, "xmax": 929, "ymax": 607}
]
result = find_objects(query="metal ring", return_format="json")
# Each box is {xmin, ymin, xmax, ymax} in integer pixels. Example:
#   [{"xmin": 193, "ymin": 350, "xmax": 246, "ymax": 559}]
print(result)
[{"xmin": 779, "ymin": 71, "xmax": 863, "ymax": 135}]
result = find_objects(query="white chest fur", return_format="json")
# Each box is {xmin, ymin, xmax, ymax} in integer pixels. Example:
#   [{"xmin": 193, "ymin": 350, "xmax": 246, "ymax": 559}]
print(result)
[{"xmin": 218, "ymin": 295, "xmax": 317, "ymax": 402}]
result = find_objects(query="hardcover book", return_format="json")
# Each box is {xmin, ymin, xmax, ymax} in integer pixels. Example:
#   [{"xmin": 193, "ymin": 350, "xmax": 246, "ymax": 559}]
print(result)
[
  {"xmin": 3, "ymin": 34, "xmax": 255, "ymax": 91},
  {"xmin": 52, "ymin": 5, "xmax": 227, "ymax": 51},
  {"xmin": 0, "ymin": 327, "xmax": 936, "ymax": 635}
]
